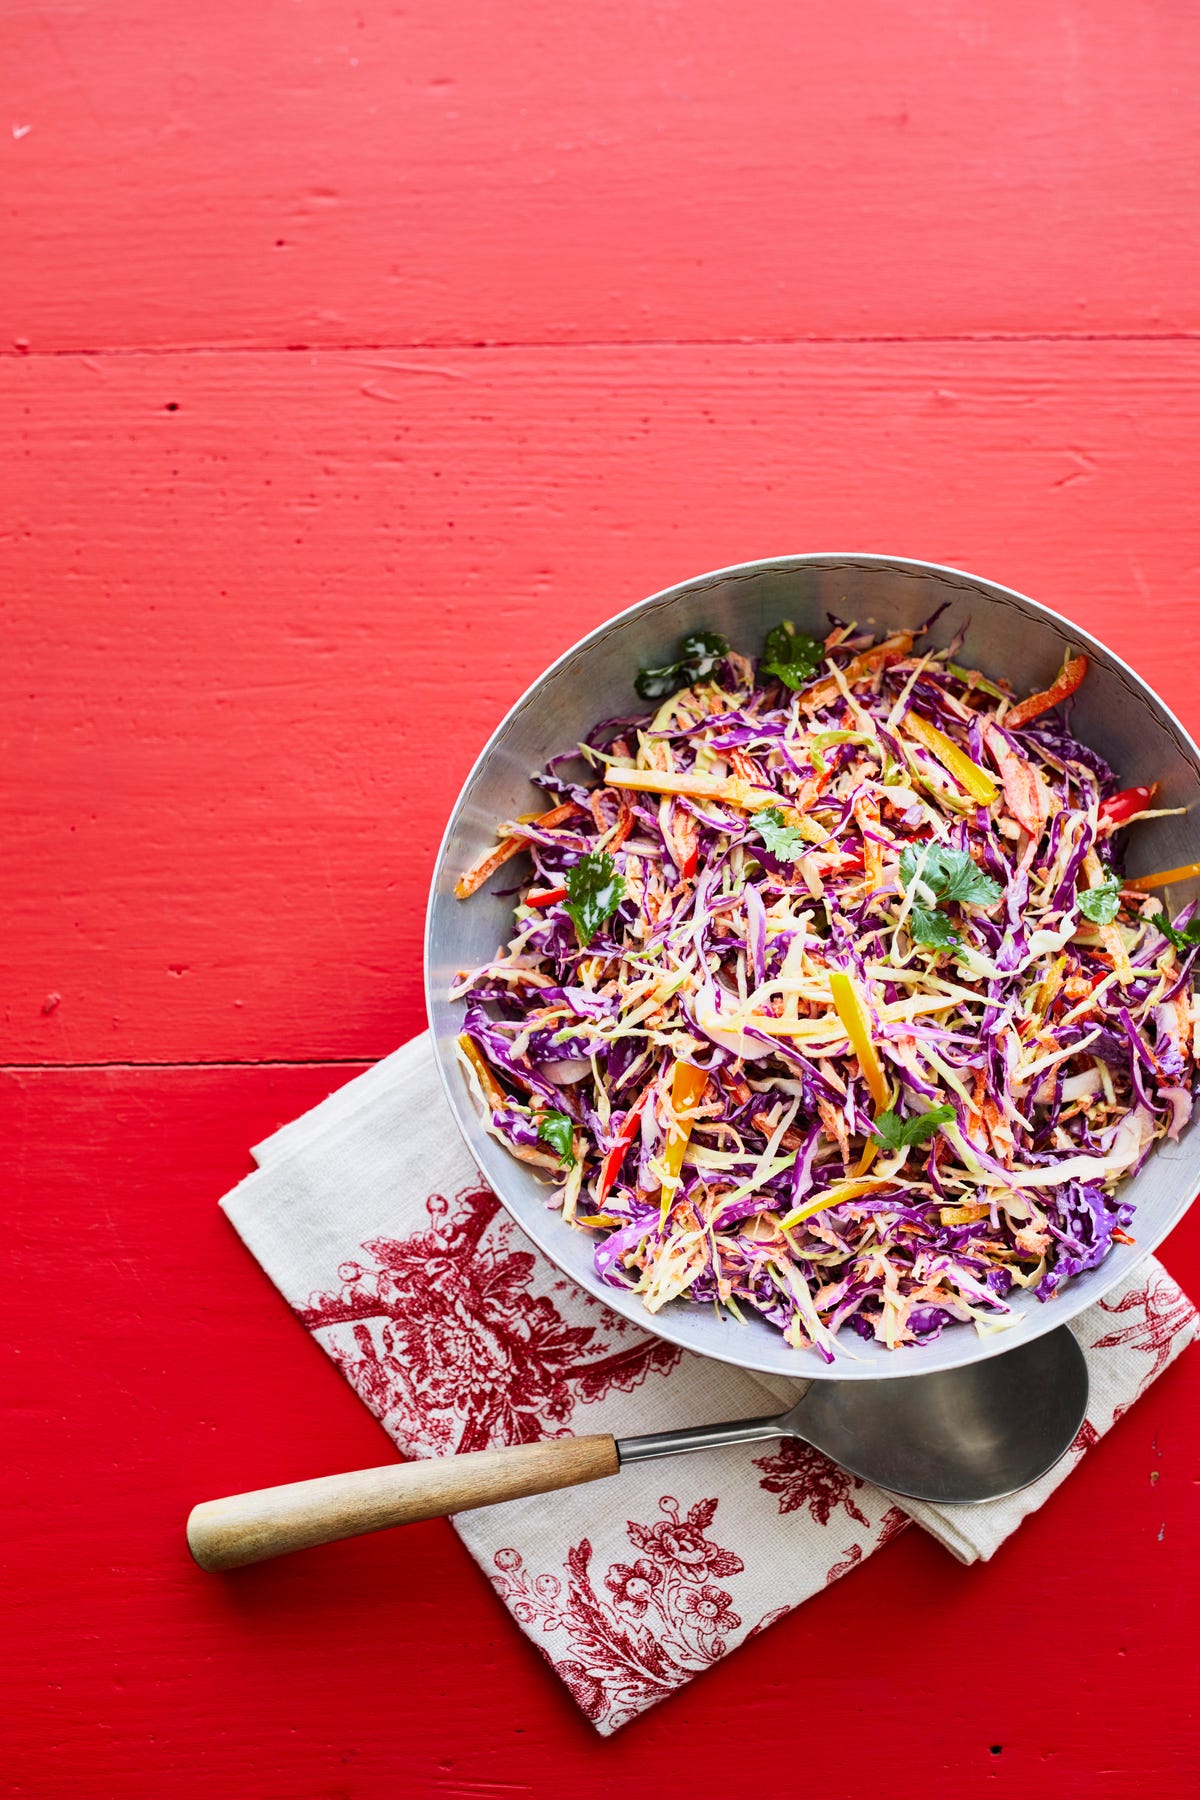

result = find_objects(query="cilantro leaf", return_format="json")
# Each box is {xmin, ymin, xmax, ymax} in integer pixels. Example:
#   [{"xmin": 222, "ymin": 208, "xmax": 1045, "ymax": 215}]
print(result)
[
  {"xmin": 1152, "ymin": 910, "xmax": 1200, "ymax": 952},
  {"xmin": 537, "ymin": 1110, "xmax": 576, "ymax": 1164},
  {"xmin": 900, "ymin": 843, "xmax": 1002, "ymax": 908},
  {"xmin": 564, "ymin": 851, "xmax": 626, "ymax": 947},
  {"xmin": 908, "ymin": 904, "xmax": 959, "ymax": 948},
  {"xmin": 678, "ymin": 630, "xmax": 729, "ymax": 673},
  {"xmin": 761, "ymin": 621, "xmax": 825, "ymax": 690},
  {"xmin": 1078, "ymin": 878, "xmax": 1121, "ymax": 926},
  {"xmin": 899, "ymin": 843, "xmax": 1001, "ymax": 948},
  {"xmin": 928, "ymin": 850, "xmax": 1002, "ymax": 908},
  {"xmin": 750, "ymin": 805, "xmax": 805, "ymax": 863},
  {"xmin": 635, "ymin": 629, "xmax": 730, "ymax": 701},
  {"xmin": 870, "ymin": 1103, "xmax": 956, "ymax": 1153}
]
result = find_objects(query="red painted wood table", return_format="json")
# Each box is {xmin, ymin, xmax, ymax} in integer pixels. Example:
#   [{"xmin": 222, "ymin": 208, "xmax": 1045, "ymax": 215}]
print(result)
[{"xmin": 5, "ymin": 5, "xmax": 1200, "ymax": 1795}]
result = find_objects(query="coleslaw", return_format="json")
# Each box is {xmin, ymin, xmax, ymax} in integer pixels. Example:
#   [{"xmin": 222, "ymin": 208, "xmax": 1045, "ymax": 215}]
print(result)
[{"xmin": 452, "ymin": 614, "xmax": 1198, "ymax": 1358}]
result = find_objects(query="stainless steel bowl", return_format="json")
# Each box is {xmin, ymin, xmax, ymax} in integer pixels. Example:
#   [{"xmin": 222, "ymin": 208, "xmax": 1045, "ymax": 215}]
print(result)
[{"xmin": 425, "ymin": 554, "xmax": 1200, "ymax": 1379}]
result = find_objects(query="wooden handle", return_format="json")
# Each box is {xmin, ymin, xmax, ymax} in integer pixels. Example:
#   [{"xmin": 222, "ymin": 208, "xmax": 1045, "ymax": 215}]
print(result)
[{"xmin": 186, "ymin": 1434, "xmax": 620, "ymax": 1571}]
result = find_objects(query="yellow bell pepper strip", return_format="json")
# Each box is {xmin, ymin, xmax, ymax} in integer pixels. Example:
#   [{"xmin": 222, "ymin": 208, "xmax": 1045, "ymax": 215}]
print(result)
[
  {"xmin": 608, "ymin": 765, "xmax": 786, "ymax": 812},
  {"xmin": 828, "ymin": 970, "xmax": 891, "ymax": 1110},
  {"xmin": 939, "ymin": 1200, "xmax": 992, "ymax": 1226},
  {"xmin": 456, "ymin": 1032, "xmax": 506, "ymax": 1109},
  {"xmin": 456, "ymin": 1036, "xmax": 561, "ymax": 1170},
  {"xmin": 902, "ymin": 712, "xmax": 999, "ymax": 807},
  {"xmin": 1032, "ymin": 951, "xmax": 1067, "ymax": 1017},
  {"xmin": 1124, "ymin": 859, "xmax": 1200, "ymax": 892},
  {"xmin": 853, "ymin": 1139, "xmax": 879, "ymax": 1177},
  {"xmin": 778, "ymin": 1176, "xmax": 894, "ymax": 1232},
  {"xmin": 610, "ymin": 767, "xmax": 829, "ymax": 843},
  {"xmin": 659, "ymin": 1061, "xmax": 710, "ymax": 1199}
]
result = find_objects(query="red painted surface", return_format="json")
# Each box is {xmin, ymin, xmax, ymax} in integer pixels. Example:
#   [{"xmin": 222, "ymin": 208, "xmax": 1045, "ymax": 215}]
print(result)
[
  {"xmin": 5, "ymin": 2, "xmax": 1200, "ymax": 350},
  {"xmin": 4, "ymin": 5, "xmax": 1200, "ymax": 1795}
]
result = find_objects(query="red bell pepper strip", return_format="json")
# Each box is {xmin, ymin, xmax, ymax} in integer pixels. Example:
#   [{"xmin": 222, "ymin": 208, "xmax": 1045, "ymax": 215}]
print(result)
[
  {"xmin": 1004, "ymin": 655, "xmax": 1088, "ymax": 730},
  {"xmin": 672, "ymin": 810, "xmax": 700, "ymax": 881},
  {"xmin": 596, "ymin": 1087, "xmax": 651, "ymax": 1204},
  {"xmin": 1097, "ymin": 785, "xmax": 1157, "ymax": 832},
  {"xmin": 526, "ymin": 885, "xmax": 568, "ymax": 908}
]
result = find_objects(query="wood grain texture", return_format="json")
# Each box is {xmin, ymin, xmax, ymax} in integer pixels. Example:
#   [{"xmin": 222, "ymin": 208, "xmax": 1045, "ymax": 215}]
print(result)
[
  {"xmin": 3, "ymin": 1067, "xmax": 1198, "ymax": 1796},
  {"xmin": 8, "ymin": 1, "xmax": 1200, "ymax": 1791},
  {"xmin": 5, "ymin": 1, "xmax": 1200, "ymax": 352},
  {"xmin": 187, "ymin": 1436, "xmax": 621, "ymax": 1569},
  {"xmin": 6, "ymin": 341, "xmax": 1200, "ymax": 1065}
]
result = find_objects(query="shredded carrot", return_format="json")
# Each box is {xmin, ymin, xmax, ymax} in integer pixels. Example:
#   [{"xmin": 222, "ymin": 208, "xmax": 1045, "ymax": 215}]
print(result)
[{"xmin": 455, "ymin": 803, "xmax": 579, "ymax": 898}]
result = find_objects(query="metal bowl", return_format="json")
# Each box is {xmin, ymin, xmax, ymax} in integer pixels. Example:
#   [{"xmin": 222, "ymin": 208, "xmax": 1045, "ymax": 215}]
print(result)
[{"xmin": 425, "ymin": 554, "xmax": 1200, "ymax": 1379}]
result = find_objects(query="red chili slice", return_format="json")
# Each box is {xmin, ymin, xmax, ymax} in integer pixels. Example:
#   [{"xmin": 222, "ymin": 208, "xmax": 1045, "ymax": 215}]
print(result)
[{"xmin": 1097, "ymin": 785, "xmax": 1157, "ymax": 831}]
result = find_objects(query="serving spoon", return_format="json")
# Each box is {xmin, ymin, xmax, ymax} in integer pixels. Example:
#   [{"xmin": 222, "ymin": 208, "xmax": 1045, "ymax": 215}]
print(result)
[{"xmin": 187, "ymin": 1325, "xmax": 1088, "ymax": 1571}]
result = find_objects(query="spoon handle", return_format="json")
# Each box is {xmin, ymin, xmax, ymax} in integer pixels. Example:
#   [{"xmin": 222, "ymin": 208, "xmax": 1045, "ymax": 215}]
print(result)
[
  {"xmin": 187, "ymin": 1435, "xmax": 619, "ymax": 1570},
  {"xmin": 617, "ymin": 1410, "xmax": 794, "ymax": 1463}
]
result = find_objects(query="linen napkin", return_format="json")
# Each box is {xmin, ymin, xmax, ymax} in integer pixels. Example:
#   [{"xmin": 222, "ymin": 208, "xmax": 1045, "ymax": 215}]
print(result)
[{"xmin": 223, "ymin": 1033, "xmax": 1198, "ymax": 1734}]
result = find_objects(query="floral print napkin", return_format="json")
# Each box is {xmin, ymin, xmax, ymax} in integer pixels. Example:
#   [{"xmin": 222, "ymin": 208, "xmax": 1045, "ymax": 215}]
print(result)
[{"xmin": 222, "ymin": 1035, "xmax": 1197, "ymax": 1733}]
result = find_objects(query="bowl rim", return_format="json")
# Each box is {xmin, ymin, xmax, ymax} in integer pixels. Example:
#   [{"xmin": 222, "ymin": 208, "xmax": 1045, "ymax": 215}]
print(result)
[{"xmin": 424, "ymin": 551, "xmax": 1200, "ymax": 1379}]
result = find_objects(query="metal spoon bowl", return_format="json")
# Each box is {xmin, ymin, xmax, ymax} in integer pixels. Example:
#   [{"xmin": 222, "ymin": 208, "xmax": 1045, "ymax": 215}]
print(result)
[
  {"xmin": 620, "ymin": 1324, "xmax": 1089, "ymax": 1507},
  {"xmin": 187, "ymin": 1326, "xmax": 1089, "ymax": 1570}
]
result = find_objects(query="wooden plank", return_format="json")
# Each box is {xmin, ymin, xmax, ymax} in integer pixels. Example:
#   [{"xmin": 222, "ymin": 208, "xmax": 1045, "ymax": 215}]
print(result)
[
  {"xmin": 4, "ymin": 1064, "xmax": 1198, "ymax": 1796},
  {"xmin": 5, "ymin": 1, "xmax": 1200, "ymax": 351},
  {"xmin": 6, "ymin": 340, "xmax": 1200, "ymax": 1064}
]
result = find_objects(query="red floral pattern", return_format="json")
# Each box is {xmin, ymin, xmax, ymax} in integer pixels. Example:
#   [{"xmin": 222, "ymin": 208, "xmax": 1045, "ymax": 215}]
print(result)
[
  {"xmin": 752, "ymin": 1436, "xmax": 871, "ymax": 1527},
  {"xmin": 298, "ymin": 1181, "xmax": 679, "ymax": 1455},
  {"xmin": 604, "ymin": 1558, "xmax": 662, "ymax": 1617},
  {"xmin": 491, "ymin": 1496, "xmax": 752, "ymax": 1732},
  {"xmin": 1092, "ymin": 1270, "xmax": 1198, "ymax": 1392},
  {"xmin": 825, "ymin": 1542, "xmax": 865, "ymax": 1585},
  {"xmin": 680, "ymin": 1584, "xmax": 741, "ymax": 1634},
  {"xmin": 1068, "ymin": 1418, "xmax": 1100, "ymax": 1458},
  {"xmin": 875, "ymin": 1504, "xmax": 911, "ymax": 1548},
  {"xmin": 282, "ymin": 1149, "xmax": 1194, "ymax": 1731},
  {"xmin": 624, "ymin": 1493, "xmax": 746, "ymax": 1578},
  {"xmin": 825, "ymin": 1506, "xmax": 909, "ymax": 1583}
]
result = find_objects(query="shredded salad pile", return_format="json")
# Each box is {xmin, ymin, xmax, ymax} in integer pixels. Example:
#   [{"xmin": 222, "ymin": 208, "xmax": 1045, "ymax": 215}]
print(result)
[{"xmin": 452, "ymin": 613, "xmax": 1200, "ymax": 1358}]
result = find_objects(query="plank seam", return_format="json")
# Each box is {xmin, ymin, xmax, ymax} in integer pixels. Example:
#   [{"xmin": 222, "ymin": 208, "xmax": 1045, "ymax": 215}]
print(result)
[{"xmin": 4, "ymin": 332, "xmax": 1200, "ymax": 360}]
